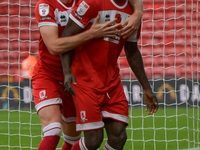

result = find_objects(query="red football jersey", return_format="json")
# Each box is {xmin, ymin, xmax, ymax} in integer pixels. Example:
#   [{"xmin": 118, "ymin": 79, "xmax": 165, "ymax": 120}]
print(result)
[
  {"xmin": 70, "ymin": 0, "xmax": 140, "ymax": 93},
  {"xmin": 34, "ymin": 0, "xmax": 78, "ymax": 81}
]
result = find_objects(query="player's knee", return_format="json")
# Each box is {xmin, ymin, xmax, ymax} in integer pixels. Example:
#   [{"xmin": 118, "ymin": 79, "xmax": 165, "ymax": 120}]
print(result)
[
  {"xmin": 109, "ymin": 129, "xmax": 127, "ymax": 146},
  {"xmin": 84, "ymin": 131, "xmax": 103, "ymax": 150},
  {"xmin": 85, "ymin": 137, "xmax": 103, "ymax": 150},
  {"xmin": 43, "ymin": 122, "xmax": 62, "ymax": 137},
  {"xmin": 119, "ymin": 130, "xmax": 127, "ymax": 143}
]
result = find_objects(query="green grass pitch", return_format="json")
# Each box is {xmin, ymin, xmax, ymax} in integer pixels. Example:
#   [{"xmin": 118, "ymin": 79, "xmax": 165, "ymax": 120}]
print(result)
[{"xmin": 0, "ymin": 107, "xmax": 199, "ymax": 150}]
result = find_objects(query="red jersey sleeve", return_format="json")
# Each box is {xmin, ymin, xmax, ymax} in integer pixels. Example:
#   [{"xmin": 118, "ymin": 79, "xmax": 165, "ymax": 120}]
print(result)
[
  {"xmin": 69, "ymin": 0, "xmax": 99, "ymax": 28},
  {"xmin": 35, "ymin": 0, "xmax": 57, "ymax": 28}
]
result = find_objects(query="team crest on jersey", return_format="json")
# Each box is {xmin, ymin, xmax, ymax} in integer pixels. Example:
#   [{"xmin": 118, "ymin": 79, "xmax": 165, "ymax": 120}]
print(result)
[
  {"xmin": 77, "ymin": 1, "xmax": 90, "ymax": 16},
  {"xmin": 39, "ymin": 3, "xmax": 49, "ymax": 16},
  {"xmin": 80, "ymin": 111, "xmax": 88, "ymax": 122},
  {"xmin": 39, "ymin": 90, "xmax": 47, "ymax": 100}
]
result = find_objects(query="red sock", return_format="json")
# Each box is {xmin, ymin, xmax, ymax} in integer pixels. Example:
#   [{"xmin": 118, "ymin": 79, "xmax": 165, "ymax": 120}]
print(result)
[
  {"xmin": 71, "ymin": 138, "xmax": 88, "ymax": 150},
  {"xmin": 38, "ymin": 122, "xmax": 62, "ymax": 150},
  {"xmin": 71, "ymin": 141, "xmax": 80, "ymax": 150},
  {"xmin": 62, "ymin": 133, "xmax": 81, "ymax": 150},
  {"xmin": 38, "ymin": 136, "xmax": 60, "ymax": 150},
  {"xmin": 62, "ymin": 141, "xmax": 72, "ymax": 150}
]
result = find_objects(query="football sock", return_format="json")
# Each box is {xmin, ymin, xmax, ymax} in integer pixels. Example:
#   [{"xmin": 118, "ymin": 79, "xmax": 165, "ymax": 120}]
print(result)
[
  {"xmin": 38, "ymin": 122, "xmax": 61, "ymax": 150},
  {"xmin": 62, "ymin": 133, "xmax": 82, "ymax": 150},
  {"xmin": 71, "ymin": 137, "xmax": 88, "ymax": 150},
  {"xmin": 62, "ymin": 142, "xmax": 72, "ymax": 150},
  {"xmin": 103, "ymin": 142, "xmax": 117, "ymax": 150}
]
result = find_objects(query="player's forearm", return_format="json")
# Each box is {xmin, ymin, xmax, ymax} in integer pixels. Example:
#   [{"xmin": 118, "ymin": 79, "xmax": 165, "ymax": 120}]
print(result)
[
  {"xmin": 50, "ymin": 30, "xmax": 94, "ymax": 55},
  {"xmin": 60, "ymin": 51, "xmax": 74, "ymax": 74},
  {"xmin": 128, "ymin": 0, "xmax": 143, "ymax": 16},
  {"xmin": 125, "ymin": 42, "xmax": 151, "ymax": 90}
]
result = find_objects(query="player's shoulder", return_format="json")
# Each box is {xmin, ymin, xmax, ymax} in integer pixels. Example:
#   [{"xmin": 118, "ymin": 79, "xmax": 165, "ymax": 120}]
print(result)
[{"xmin": 35, "ymin": 0, "xmax": 56, "ymax": 16}]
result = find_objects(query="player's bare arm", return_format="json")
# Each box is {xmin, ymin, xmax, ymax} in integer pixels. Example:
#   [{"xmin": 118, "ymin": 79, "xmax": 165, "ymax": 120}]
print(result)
[
  {"xmin": 60, "ymin": 17, "xmax": 84, "ymax": 95},
  {"xmin": 60, "ymin": 50, "xmax": 76, "ymax": 95},
  {"xmin": 124, "ymin": 41, "xmax": 158, "ymax": 115},
  {"xmin": 40, "ymin": 14, "xmax": 121, "ymax": 55},
  {"xmin": 120, "ymin": 0, "xmax": 143, "ymax": 38}
]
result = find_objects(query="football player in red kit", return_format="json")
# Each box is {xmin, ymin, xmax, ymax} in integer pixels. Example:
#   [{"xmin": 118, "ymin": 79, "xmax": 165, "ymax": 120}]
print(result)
[
  {"xmin": 33, "ymin": 0, "xmax": 122, "ymax": 149},
  {"xmin": 60, "ymin": 0, "xmax": 158, "ymax": 150},
  {"xmin": 33, "ymin": 0, "xmax": 144, "ymax": 149}
]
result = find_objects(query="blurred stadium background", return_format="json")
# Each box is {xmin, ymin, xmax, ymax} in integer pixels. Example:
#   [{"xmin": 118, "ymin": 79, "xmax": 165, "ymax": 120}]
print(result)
[{"xmin": 0, "ymin": 0, "xmax": 199, "ymax": 149}]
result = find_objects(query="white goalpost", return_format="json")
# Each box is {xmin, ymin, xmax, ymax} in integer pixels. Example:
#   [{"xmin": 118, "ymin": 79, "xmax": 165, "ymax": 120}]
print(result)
[{"xmin": 0, "ymin": 0, "xmax": 199, "ymax": 150}]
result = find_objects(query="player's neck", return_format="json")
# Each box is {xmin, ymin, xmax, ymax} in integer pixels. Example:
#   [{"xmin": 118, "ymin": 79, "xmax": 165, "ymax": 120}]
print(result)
[
  {"xmin": 60, "ymin": 0, "xmax": 73, "ymax": 4},
  {"xmin": 114, "ymin": 0, "xmax": 124, "ymax": 3}
]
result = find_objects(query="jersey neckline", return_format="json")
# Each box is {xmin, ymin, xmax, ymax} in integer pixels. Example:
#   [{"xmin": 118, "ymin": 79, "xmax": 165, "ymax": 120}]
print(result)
[
  {"xmin": 57, "ymin": 0, "xmax": 76, "ymax": 9},
  {"xmin": 110, "ymin": 0, "xmax": 128, "ymax": 9}
]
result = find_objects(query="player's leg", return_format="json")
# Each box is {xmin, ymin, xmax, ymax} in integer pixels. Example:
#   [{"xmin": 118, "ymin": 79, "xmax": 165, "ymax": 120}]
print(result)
[
  {"xmin": 72, "ymin": 129, "xmax": 104, "ymax": 150},
  {"xmin": 85, "ymin": 129, "xmax": 104, "ymax": 149},
  {"xmin": 70, "ymin": 86, "xmax": 105, "ymax": 150},
  {"xmin": 37, "ymin": 105, "xmax": 62, "ymax": 150},
  {"xmin": 101, "ymin": 82, "xmax": 129, "ymax": 150},
  {"xmin": 62, "ymin": 122, "xmax": 82, "ymax": 150},
  {"xmin": 61, "ymin": 91, "xmax": 81, "ymax": 150},
  {"xmin": 104, "ymin": 119, "xmax": 127, "ymax": 150},
  {"xmin": 32, "ymin": 75, "xmax": 63, "ymax": 150}
]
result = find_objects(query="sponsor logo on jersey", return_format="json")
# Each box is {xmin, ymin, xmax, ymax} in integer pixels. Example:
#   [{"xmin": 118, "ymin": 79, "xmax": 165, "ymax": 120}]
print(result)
[
  {"xmin": 54, "ymin": 8, "xmax": 69, "ymax": 26},
  {"xmin": 39, "ymin": 17, "xmax": 52, "ymax": 21},
  {"xmin": 77, "ymin": 1, "xmax": 90, "ymax": 16},
  {"xmin": 105, "ymin": 14, "xmax": 110, "ymax": 21},
  {"xmin": 60, "ymin": 15, "xmax": 66, "ymax": 22},
  {"xmin": 73, "ymin": 11, "xmax": 83, "ymax": 20},
  {"xmin": 39, "ymin": 90, "xmax": 47, "ymax": 100},
  {"xmin": 39, "ymin": 3, "xmax": 49, "ymax": 16},
  {"xmin": 80, "ymin": 111, "xmax": 88, "ymax": 122}
]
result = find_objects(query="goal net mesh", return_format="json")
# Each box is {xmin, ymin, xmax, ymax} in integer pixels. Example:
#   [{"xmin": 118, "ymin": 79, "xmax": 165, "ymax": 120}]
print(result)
[{"xmin": 0, "ymin": 0, "xmax": 199, "ymax": 149}]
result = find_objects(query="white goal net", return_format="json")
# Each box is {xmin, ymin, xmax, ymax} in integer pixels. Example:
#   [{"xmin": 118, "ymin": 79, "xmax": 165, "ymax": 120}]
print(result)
[{"xmin": 0, "ymin": 0, "xmax": 199, "ymax": 150}]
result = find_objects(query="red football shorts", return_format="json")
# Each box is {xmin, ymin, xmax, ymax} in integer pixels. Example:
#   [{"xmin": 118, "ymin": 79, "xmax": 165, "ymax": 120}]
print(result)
[
  {"xmin": 72, "ymin": 82, "xmax": 129, "ymax": 131},
  {"xmin": 32, "ymin": 74, "xmax": 76, "ymax": 123}
]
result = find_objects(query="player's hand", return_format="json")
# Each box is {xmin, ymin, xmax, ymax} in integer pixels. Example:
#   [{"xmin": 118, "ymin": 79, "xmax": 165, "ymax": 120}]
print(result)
[
  {"xmin": 90, "ymin": 13, "xmax": 122, "ymax": 38},
  {"xmin": 64, "ymin": 73, "xmax": 76, "ymax": 96},
  {"xmin": 120, "ymin": 12, "xmax": 142, "ymax": 39},
  {"xmin": 143, "ymin": 89, "xmax": 158, "ymax": 115}
]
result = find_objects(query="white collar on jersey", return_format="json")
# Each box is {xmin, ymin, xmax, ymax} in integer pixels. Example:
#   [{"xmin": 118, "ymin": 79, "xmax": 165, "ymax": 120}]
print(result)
[
  {"xmin": 110, "ymin": 0, "xmax": 128, "ymax": 9},
  {"xmin": 57, "ymin": 0, "xmax": 76, "ymax": 9}
]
